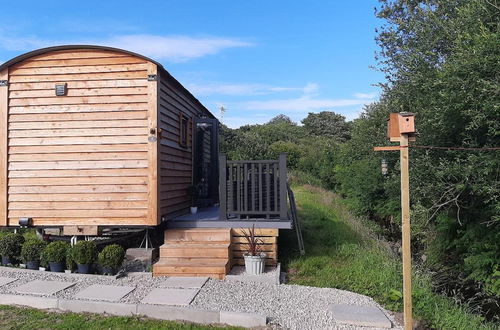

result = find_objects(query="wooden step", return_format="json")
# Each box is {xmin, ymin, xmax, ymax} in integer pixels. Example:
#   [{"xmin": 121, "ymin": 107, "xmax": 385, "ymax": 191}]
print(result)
[
  {"xmin": 153, "ymin": 259, "xmax": 229, "ymax": 279},
  {"xmin": 160, "ymin": 243, "xmax": 230, "ymax": 258},
  {"xmin": 165, "ymin": 228, "xmax": 231, "ymax": 242}
]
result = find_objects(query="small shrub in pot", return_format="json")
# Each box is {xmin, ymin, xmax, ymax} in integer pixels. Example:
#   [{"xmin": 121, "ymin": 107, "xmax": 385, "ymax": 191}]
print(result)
[
  {"xmin": 0, "ymin": 233, "xmax": 25, "ymax": 266},
  {"xmin": 21, "ymin": 239, "xmax": 47, "ymax": 270},
  {"xmin": 98, "ymin": 244, "xmax": 125, "ymax": 275},
  {"xmin": 71, "ymin": 240, "xmax": 97, "ymax": 274},
  {"xmin": 41, "ymin": 241, "xmax": 69, "ymax": 272},
  {"xmin": 242, "ymin": 225, "xmax": 266, "ymax": 275}
]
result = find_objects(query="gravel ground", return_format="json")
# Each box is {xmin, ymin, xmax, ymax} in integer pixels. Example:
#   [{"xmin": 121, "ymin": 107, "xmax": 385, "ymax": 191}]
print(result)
[
  {"xmin": 0, "ymin": 267, "xmax": 401, "ymax": 330},
  {"xmin": 192, "ymin": 279, "xmax": 402, "ymax": 330}
]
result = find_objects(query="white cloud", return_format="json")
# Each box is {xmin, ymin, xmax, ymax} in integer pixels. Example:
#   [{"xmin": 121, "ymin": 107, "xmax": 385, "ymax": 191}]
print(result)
[
  {"xmin": 0, "ymin": 34, "xmax": 253, "ymax": 62},
  {"xmin": 239, "ymin": 96, "xmax": 372, "ymax": 112},
  {"xmin": 187, "ymin": 82, "xmax": 309, "ymax": 96},
  {"xmin": 353, "ymin": 92, "xmax": 377, "ymax": 99}
]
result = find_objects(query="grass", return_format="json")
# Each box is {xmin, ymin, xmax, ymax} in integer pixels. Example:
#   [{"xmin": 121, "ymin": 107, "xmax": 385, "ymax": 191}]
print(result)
[
  {"xmin": 280, "ymin": 185, "xmax": 497, "ymax": 330},
  {"xmin": 0, "ymin": 305, "xmax": 241, "ymax": 330}
]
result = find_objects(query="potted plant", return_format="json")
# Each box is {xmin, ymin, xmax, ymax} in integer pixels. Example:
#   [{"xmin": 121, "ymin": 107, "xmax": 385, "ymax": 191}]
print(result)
[
  {"xmin": 71, "ymin": 240, "xmax": 97, "ymax": 274},
  {"xmin": 98, "ymin": 244, "xmax": 125, "ymax": 275},
  {"xmin": 187, "ymin": 183, "xmax": 200, "ymax": 214},
  {"xmin": 0, "ymin": 233, "xmax": 25, "ymax": 266},
  {"xmin": 41, "ymin": 241, "xmax": 69, "ymax": 272},
  {"xmin": 21, "ymin": 239, "xmax": 47, "ymax": 270},
  {"xmin": 242, "ymin": 225, "xmax": 266, "ymax": 275}
]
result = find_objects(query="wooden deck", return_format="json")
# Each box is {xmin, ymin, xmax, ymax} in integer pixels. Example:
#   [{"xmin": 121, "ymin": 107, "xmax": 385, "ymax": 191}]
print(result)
[{"xmin": 169, "ymin": 206, "xmax": 292, "ymax": 229}]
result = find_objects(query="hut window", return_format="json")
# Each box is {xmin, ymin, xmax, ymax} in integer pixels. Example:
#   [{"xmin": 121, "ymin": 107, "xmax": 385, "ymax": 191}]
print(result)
[{"xmin": 179, "ymin": 114, "xmax": 189, "ymax": 147}]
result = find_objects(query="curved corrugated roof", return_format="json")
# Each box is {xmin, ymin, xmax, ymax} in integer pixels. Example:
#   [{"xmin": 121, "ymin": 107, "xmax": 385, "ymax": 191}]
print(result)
[{"xmin": 0, "ymin": 45, "xmax": 214, "ymax": 118}]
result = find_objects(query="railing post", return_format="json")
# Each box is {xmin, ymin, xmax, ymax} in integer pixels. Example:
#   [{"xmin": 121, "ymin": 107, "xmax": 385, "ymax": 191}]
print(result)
[
  {"xmin": 279, "ymin": 153, "xmax": 288, "ymax": 219},
  {"xmin": 219, "ymin": 154, "xmax": 227, "ymax": 221}
]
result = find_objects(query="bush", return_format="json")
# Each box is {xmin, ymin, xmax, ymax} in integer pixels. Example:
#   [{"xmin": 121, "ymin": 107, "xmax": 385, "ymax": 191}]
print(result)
[
  {"xmin": 21, "ymin": 239, "xmax": 47, "ymax": 263},
  {"xmin": 0, "ymin": 233, "xmax": 25, "ymax": 259},
  {"xmin": 98, "ymin": 244, "xmax": 125, "ymax": 270},
  {"xmin": 71, "ymin": 241, "xmax": 97, "ymax": 265},
  {"xmin": 41, "ymin": 241, "xmax": 69, "ymax": 264}
]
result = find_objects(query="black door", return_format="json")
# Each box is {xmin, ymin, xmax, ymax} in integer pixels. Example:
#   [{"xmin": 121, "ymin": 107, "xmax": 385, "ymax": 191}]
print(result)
[{"xmin": 193, "ymin": 118, "xmax": 219, "ymax": 206}]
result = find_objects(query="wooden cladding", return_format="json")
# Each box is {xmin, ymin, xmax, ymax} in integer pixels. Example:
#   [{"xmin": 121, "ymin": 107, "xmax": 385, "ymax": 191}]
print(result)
[
  {"xmin": 1, "ymin": 46, "xmax": 215, "ymax": 228},
  {"xmin": 4, "ymin": 49, "xmax": 153, "ymax": 227}
]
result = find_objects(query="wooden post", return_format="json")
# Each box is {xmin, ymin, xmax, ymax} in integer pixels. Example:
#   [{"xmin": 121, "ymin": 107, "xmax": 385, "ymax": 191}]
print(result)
[
  {"xmin": 279, "ymin": 153, "xmax": 288, "ymax": 220},
  {"xmin": 375, "ymin": 112, "xmax": 415, "ymax": 330},
  {"xmin": 219, "ymin": 154, "xmax": 227, "ymax": 221},
  {"xmin": 400, "ymin": 133, "xmax": 413, "ymax": 330}
]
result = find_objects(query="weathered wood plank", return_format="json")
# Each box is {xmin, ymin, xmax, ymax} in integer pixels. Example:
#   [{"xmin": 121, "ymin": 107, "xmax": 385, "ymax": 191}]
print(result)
[
  {"xmin": 0, "ymin": 69, "xmax": 7, "ymax": 226},
  {"xmin": 9, "ymin": 201, "xmax": 147, "ymax": 210},
  {"xmin": 9, "ymin": 127, "xmax": 146, "ymax": 138},
  {"xmin": 18, "ymin": 56, "xmax": 146, "ymax": 68},
  {"xmin": 7, "ymin": 217, "xmax": 149, "ymax": 226},
  {"xmin": 27, "ymin": 50, "xmax": 129, "ymax": 61},
  {"xmin": 9, "ymin": 160, "xmax": 148, "ymax": 170},
  {"xmin": 9, "ymin": 70, "xmax": 147, "ymax": 83},
  {"xmin": 8, "ymin": 209, "xmax": 148, "ymax": 218},
  {"xmin": 9, "ymin": 87, "xmax": 147, "ymax": 98},
  {"xmin": 10, "ymin": 103, "xmax": 147, "ymax": 114},
  {"xmin": 9, "ymin": 95, "xmax": 148, "ymax": 106},
  {"xmin": 9, "ymin": 111, "xmax": 147, "ymax": 122},
  {"xmin": 8, "ymin": 192, "xmax": 148, "ymax": 202},
  {"xmin": 9, "ymin": 119, "xmax": 148, "ymax": 130},
  {"xmin": 9, "ymin": 176, "xmax": 147, "ymax": 186},
  {"xmin": 9, "ymin": 144, "xmax": 147, "ymax": 154},
  {"xmin": 9, "ymin": 79, "xmax": 147, "ymax": 91},
  {"xmin": 10, "ymin": 63, "xmax": 149, "ymax": 75},
  {"xmin": 9, "ymin": 136, "xmax": 147, "ymax": 146},
  {"xmin": 9, "ymin": 152, "xmax": 147, "ymax": 162},
  {"xmin": 147, "ymin": 62, "xmax": 159, "ymax": 226},
  {"xmin": 8, "ymin": 185, "xmax": 148, "ymax": 194}
]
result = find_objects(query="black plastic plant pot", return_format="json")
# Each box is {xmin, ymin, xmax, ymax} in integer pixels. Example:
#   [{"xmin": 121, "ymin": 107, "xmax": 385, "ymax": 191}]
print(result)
[
  {"xmin": 1, "ymin": 256, "xmax": 11, "ymax": 266},
  {"xmin": 77, "ymin": 263, "xmax": 91, "ymax": 274},
  {"xmin": 26, "ymin": 261, "xmax": 40, "ymax": 270},
  {"xmin": 49, "ymin": 262, "xmax": 64, "ymax": 272},
  {"xmin": 102, "ymin": 267, "xmax": 116, "ymax": 275}
]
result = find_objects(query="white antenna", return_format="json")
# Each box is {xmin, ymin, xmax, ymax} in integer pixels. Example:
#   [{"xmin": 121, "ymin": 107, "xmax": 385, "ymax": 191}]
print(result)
[{"xmin": 219, "ymin": 105, "xmax": 226, "ymax": 119}]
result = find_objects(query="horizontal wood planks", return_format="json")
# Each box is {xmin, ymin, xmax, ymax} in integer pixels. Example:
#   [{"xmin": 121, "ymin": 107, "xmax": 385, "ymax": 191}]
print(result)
[
  {"xmin": 6, "ymin": 49, "xmax": 154, "ymax": 226},
  {"xmin": 158, "ymin": 71, "xmax": 198, "ymax": 218},
  {"xmin": 231, "ymin": 228, "xmax": 279, "ymax": 266}
]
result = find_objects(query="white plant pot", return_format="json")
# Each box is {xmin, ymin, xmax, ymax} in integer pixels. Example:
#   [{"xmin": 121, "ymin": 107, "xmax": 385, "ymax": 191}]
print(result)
[
  {"xmin": 190, "ymin": 207, "xmax": 198, "ymax": 214},
  {"xmin": 244, "ymin": 253, "xmax": 266, "ymax": 275}
]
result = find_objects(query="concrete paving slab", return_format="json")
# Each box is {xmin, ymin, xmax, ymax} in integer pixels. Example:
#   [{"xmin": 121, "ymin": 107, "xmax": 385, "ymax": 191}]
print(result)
[
  {"xmin": 137, "ymin": 304, "xmax": 219, "ymax": 324},
  {"xmin": 160, "ymin": 277, "xmax": 208, "ymax": 289},
  {"xmin": 14, "ymin": 280, "xmax": 75, "ymax": 296},
  {"xmin": 141, "ymin": 288, "xmax": 199, "ymax": 306},
  {"xmin": 74, "ymin": 284, "xmax": 135, "ymax": 302},
  {"xmin": 0, "ymin": 276, "xmax": 17, "ymax": 286},
  {"xmin": 328, "ymin": 304, "xmax": 392, "ymax": 328},
  {"xmin": 0, "ymin": 293, "xmax": 58, "ymax": 309},
  {"xmin": 220, "ymin": 311, "xmax": 267, "ymax": 327},
  {"xmin": 58, "ymin": 299, "xmax": 137, "ymax": 316}
]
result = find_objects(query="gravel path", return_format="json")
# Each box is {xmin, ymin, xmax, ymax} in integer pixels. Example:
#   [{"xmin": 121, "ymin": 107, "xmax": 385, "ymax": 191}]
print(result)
[
  {"xmin": 193, "ymin": 279, "xmax": 401, "ymax": 330},
  {"xmin": 0, "ymin": 267, "xmax": 401, "ymax": 330}
]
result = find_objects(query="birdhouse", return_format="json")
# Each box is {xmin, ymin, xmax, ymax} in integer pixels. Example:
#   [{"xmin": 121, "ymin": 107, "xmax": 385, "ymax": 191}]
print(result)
[{"xmin": 387, "ymin": 112, "xmax": 415, "ymax": 140}]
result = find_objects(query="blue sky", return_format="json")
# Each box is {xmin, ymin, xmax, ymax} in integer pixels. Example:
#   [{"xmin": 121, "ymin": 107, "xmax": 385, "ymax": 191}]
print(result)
[{"xmin": 0, "ymin": 1, "xmax": 384, "ymax": 128}]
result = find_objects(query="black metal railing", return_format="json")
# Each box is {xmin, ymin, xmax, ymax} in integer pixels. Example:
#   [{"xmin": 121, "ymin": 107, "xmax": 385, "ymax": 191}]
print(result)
[{"xmin": 219, "ymin": 153, "xmax": 288, "ymax": 220}]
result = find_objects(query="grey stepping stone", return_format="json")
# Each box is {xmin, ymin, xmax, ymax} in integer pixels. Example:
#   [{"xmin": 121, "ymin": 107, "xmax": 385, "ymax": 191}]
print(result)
[
  {"xmin": 0, "ymin": 277, "xmax": 17, "ymax": 287},
  {"xmin": 160, "ymin": 277, "xmax": 208, "ymax": 289},
  {"xmin": 328, "ymin": 304, "xmax": 392, "ymax": 328},
  {"xmin": 141, "ymin": 288, "xmax": 199, "ymax": 306},
  {"xmin": 74, "ymin": 284, "xmax": 135, "ymax": 302},
  {"xmin": 15, "ymin": 280, "xmax": 75, "ymax": 295}
]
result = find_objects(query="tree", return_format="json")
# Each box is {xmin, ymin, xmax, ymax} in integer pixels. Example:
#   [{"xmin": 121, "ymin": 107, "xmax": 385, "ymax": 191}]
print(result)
[{"xmin": 302, "ymin": 111, "xmax": 351, "ymax": 142}]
